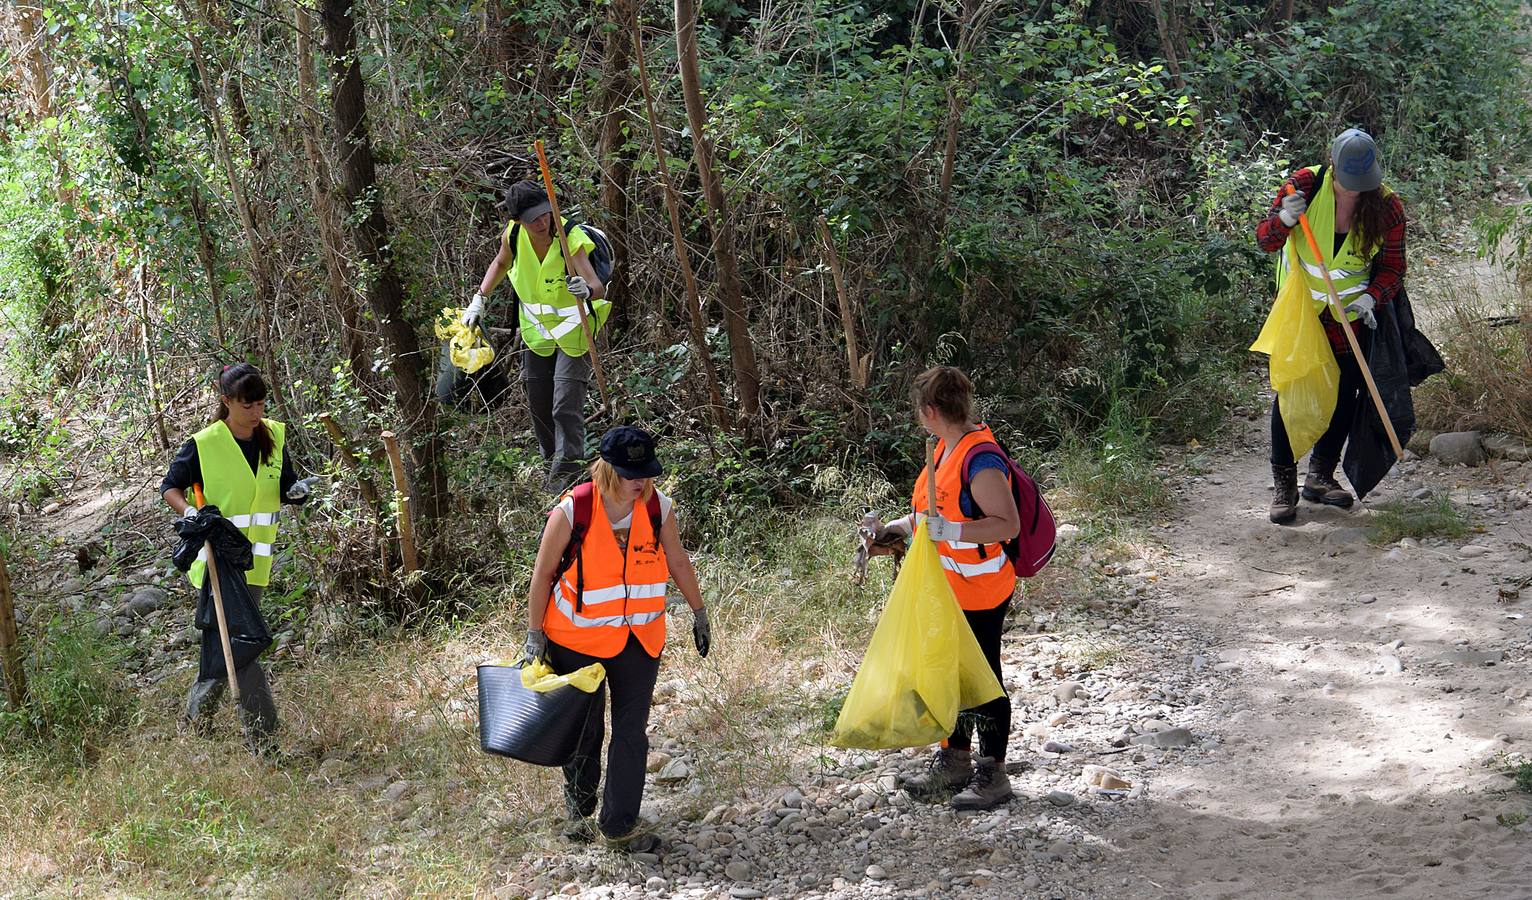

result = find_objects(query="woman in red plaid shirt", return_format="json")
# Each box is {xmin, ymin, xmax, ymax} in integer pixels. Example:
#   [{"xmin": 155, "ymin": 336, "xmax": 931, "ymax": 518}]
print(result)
[{"xmin": 1255, "ymin": 128, "xmax": 1407, "ymax": 524}]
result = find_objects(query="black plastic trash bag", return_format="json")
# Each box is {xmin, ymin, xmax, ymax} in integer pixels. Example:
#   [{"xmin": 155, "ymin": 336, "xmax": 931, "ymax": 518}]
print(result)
[
  {"xmin": 171, "ymin": 505, "xmax": 272, "ymax": 680},
  {"xmin": 434, "ymin": 340, "xmax": 513, "ymax": 411},
  {"xmin": 477, "ymin": 663, "xmax": 600, "ymax": 766}
]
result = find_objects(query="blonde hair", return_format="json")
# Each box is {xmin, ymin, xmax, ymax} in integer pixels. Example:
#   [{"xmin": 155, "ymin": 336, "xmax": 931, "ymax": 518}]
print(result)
[{"xmin": 590, "ymin": 458, "xmax": 655, "ymax": 504}]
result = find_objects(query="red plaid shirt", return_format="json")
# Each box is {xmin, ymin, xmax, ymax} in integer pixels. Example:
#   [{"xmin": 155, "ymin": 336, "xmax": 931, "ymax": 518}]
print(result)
[{"xmin": 1256, "ymin": 168, "xmax": 1407, "ymax": 354}]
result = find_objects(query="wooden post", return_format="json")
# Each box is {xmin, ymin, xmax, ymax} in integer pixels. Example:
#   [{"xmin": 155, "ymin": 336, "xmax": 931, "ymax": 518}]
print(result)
[
  {"xmin": 318, "ymin": 412, "xmax": 380, "ymax": 509},
  {"xmin": 137, "ymin": 262, "xmax": 171, "ymax": 450},
  {"xmin": 380, "ymin": 430, "xmax": 419, "ymax": 574},
  {"xmin": 631, "ymin": 14, "xmax": 729, "ymax": 429},
  {"xmin": 0, "ymin": 545, "xmax": 27, "ymax": 710},
  {"xmin": 817, "ymin": 216, "xmax": 867, "ymax": 390}
]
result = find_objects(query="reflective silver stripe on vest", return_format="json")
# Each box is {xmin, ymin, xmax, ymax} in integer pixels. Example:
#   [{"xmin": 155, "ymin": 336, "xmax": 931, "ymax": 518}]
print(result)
[
  {"xmin": 938, "ymin": 553, "xmax": 1009, "ymax": 578},
  {"xmin": 554, "ymin": 579, "xmax": 667, "ymax": 628},
  {"xmin": 197, "ymin": 542, "xmax": 273, "ymax": 562},
  {"xmin": 225, "ymin": 511, "xmax": 281, "ymax": 528},
  {"xmin": 522, "ymin": 303, "xmax": 586, "ymax": 341}
]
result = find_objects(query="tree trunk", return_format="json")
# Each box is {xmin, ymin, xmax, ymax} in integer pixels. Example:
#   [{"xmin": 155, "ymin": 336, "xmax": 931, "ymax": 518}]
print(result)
[
  {"xmin": 0, "ymin": 545, "xmax": 25, "ymax": 710},
  {"xmin": 320, "ymin": 0, "xmax": 446, "ymax": 570},
  {"xmin": 188, "ymin": 33, "xmax": 281, "ymax": 394},
  {"xmin": 595, "ymin": 0, "xmax": 639, "ymax": 319},
  {"xmin": 817, "ymin": 217, "xmax": 867, "ymax": 390},
  {"xmin": 674, "ymin": 0, "xmax": 761, "ymax": 422},
  {"xmin": 6, "ymin": 1, "xmax": 53, "ymax": 120},
  {"xmin": 632, "ymin": 14, "xmax": 729, "ymax": 429},
  {"xmin": 137, "ymin": 262, "xmax": 171, "ymax": 451},
  {"xmin": 295, "ymin": 2, "xmax": 369, "ymax": 387},
  {"xmin": 1146, "ymin": 0, "xmax": 1188, "ymax": 92},
  {"xmin": 187, "ymin": 182, "xmax": 227, "ymax": 348}
]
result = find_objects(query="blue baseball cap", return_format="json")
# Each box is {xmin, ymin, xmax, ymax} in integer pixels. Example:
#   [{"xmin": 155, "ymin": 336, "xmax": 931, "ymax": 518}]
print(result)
[{"xmin": 599, "ymin": 426, "xmax": 662, "ymax": 479}]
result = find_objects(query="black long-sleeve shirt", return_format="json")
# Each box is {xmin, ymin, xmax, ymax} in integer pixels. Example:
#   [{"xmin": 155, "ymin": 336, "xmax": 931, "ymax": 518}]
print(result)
[{"xmin": 160, "ymin": 430, "xmax": 305, "ymax": 503}]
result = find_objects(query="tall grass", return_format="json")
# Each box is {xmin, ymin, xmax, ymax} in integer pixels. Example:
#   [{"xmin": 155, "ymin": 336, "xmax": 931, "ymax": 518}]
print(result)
[{"xmin": 1414, "ymin": 282, "xmax": 1532, "ymax": 440}]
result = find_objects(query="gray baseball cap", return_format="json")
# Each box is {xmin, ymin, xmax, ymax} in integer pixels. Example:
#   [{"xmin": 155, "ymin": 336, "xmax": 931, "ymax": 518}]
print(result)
[
  {"xmin": 517, "ymin": 200, "xmax": 553, "ymax": 225},
  {"xmin": 1330, "ymin": 128, "xmax": 1383, "ymax": 192}
]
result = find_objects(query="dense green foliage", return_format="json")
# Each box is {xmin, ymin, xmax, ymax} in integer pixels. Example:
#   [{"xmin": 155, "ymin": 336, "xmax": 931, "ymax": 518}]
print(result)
[{"xmin": 2, "ymin": 0, "xmax": 1528, "ymax": 574}]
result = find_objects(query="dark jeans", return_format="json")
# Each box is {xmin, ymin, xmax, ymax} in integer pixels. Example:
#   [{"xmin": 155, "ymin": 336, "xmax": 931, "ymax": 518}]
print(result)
[
  {"xmin": 1270, "ymin": 333, "xmax": 1369, "ymax": 468},
  {"xmin": 184, "ymin": 585, "xmax": 278, "ymax": 748},
  {"xmin": 947, "ymin": 599, "xmax": 1011, "ymax": 762},
  {"xmin": 546, "ymin": 632, "xmax": 661, "ymax": 838},
  {"xmin": 521, "ymin": 348, "xmax": 592, "ymax": 484}
]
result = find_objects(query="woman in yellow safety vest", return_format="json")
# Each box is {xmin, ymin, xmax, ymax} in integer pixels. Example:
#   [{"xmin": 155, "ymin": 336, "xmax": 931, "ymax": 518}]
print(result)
[
  {"xmin": 522, "ymin": 426, "xmax": 710, "ymax": 853},
  {"xmin": 466, "ymin": 180, "xmax": 608, "ymax": 492},
  {"xmin": 867, "ymin": 366, "xmax": 1022, "ymax": 811},
  {"xmin": 160, "ymin": 363, "xmax": 311, "ymax": 744},
  {"xmin": 1257, "ymin": 128, "xmax": 1407, "ymax": 524}
]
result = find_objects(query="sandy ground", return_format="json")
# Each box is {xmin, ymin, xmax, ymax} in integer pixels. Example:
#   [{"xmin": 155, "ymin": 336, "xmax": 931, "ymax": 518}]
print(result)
[{"xmin": 1071, "ymin": 424, "xmax": 1532, "ymax": 899}]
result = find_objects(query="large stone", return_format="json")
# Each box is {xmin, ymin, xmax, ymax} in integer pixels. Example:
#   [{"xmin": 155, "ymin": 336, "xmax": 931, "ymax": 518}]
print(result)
[
  {"xmin": 124, "ymin": 586, "xmax": 168, "ymax": 618},
  {"xmin": 1428, "ymin": 432, "xmax": 1487, "ymax": 466},
  {"xmin": 1406, "ymin": 430, "xmax": 1437, "ymax": 456},
  {"xmin": 1131, "ymin": 727, "xmax": 1196, "ymax": 750},
  {"xmin": 724, "ymin": 861, "xmax": 751, "ymax": 882},
  {"xmin": 1484, "ymin": 433, "xmax": 1532, "ymax": 462}
]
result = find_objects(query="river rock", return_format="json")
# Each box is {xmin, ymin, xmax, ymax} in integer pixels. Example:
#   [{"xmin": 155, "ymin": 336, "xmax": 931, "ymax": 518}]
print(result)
[
  {"xmin": 1131, "ymin": 727, "xmax": 1195, "ymax": 749},
  {"xmin": 1484, "ymin": 433, "xmax": 1532, "ymax": 462},
  {"xmin": 124, "ymin": 586, "xmax": 167, "ymax": 617},
  {"xmin": 1429, "ymin": 432, "xmax": 1487, "ymax": 466}
]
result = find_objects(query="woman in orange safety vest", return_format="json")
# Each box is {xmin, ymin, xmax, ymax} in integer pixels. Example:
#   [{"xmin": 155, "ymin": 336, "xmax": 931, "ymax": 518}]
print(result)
[
  {"xmin": 522, "ymin": 425, "xmax": 710, "ymax": 853},
  {"xmin": 868, "ymin": 366, "xmax": 1022, "ymax": 811}
]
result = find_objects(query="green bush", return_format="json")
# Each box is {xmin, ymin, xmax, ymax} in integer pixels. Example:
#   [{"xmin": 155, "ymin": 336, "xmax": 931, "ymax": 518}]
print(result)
[{"xmin": 0, "ymin": 616, "xmax": 135, "ymax": 764}]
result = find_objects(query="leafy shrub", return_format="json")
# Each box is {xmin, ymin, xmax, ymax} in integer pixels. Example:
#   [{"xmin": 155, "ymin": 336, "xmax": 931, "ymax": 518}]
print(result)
[{"xmin": 0, "ymin": 616, "xmax": 134, "ymax": 764}]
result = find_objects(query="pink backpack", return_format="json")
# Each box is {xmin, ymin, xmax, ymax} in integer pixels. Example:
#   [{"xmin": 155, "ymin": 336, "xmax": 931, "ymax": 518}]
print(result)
[{"xmin": 960, "ymin": 441, "xmax": 1056, "ymax": 577}]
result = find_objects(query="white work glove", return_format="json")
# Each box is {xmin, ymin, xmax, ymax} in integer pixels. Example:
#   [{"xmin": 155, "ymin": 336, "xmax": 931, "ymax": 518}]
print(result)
[
  {"xmin": 286, "ymin": 475, "xmax": 320, "ymax": 501},
  {"xmin": 877, "ymin": 514, "xmax": 915, "ymax": 541},
  {"xmin": 1278, "ymin": 192, "xmax": 1307, "ymax": 228},
  {"xmin": 1343, "ymin": 295, "xmax": 1377, "ymax": 330},
  {"xmin": 927, "ymin": 515, "xmax": 963, "ymax": 543},
  {"xmin": 461, "ymin": 292, "xmax": 486, "ymax": 328},
  {"xmin": 565, "ymin": 276, "xmax": 591, "ymax": 302},
  {"xmin": 179, "ymin": 506, "xmax": 200, "ymax": 522}
]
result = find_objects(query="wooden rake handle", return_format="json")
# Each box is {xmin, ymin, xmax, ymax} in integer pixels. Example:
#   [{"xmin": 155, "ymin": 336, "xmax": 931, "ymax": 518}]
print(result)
[{"xmin": 193, "ymin": 484, "xmax": 241, "ymax": 702}]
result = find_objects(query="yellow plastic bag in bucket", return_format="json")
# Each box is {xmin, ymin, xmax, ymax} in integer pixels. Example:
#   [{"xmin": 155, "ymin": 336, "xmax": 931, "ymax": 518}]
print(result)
[
  {"xmin": 434, "ymin": 308, "xmax": 496, "ymax": 375},
  {"xmin": 519, "ymin": 658, "xmax": 606, "ymax": 693},
  {"xmin": 831, "ymin": 520, "xmax": 1004, "ymax": 749},
  {"xmin": 1249, "ymin": 241, "xmax": 1340, "ymax": 461}
]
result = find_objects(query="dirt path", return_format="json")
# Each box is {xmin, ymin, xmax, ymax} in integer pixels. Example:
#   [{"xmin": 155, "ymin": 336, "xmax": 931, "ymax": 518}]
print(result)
[{"xmin": 1073, "ymin": 423, "xmax": 1532, "ymax": 898}]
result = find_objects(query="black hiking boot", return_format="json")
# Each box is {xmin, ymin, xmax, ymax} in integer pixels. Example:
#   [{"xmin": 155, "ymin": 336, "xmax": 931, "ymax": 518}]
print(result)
[
  {"xmin": 1269, "ymin": 464, "xmax": 1299, "ymax": 525},
  {"xmin": 950, "ymin": 756, "xmax": 1015, "ymax": 811},
  {"xmin": 1302, "ymin": 457, "xmax": 1355, "ymax": 508},
  {"xmin": 902, "ymin": 747, "xmax": 972, "ymax": 799}
]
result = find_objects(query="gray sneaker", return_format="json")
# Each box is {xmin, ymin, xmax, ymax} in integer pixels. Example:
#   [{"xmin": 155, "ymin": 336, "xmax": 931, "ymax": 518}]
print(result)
[
  {"xmin": 902, "ymin": 747, "xmax": 972, "ymax": 799},
  {"xmin": 951, "ymin": 756, "xmax": 1014, "ymax": 810}
]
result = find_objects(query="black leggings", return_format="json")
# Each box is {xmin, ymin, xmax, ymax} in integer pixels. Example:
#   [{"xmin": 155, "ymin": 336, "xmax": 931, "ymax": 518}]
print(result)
[
  {"xmin": 946, "ymin": 599, "xmax": 1011, "ymax": 762},
  {"xmin": 1270, "ymin": 339, "xmax": 1367, "ymax": 468}
]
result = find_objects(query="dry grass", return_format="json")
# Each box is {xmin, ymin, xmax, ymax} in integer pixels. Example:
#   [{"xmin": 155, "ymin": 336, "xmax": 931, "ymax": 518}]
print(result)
[{"xmin": 1414, "ymin": 283, "xmax": 1532, "ymax": 439}]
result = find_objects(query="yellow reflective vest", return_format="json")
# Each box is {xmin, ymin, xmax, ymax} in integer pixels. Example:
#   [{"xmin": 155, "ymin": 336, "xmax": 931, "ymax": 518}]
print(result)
[
  {"xmin": 1277, "ymin": 164, "xmax": 1392, "ymax": 321},
  {"xmin": 187, "ymin": 419, "xmax": 285, "ymax": 589},
  {"xmin": 507, "ymin": 222, "xmax": 611, "ymax": 357}
]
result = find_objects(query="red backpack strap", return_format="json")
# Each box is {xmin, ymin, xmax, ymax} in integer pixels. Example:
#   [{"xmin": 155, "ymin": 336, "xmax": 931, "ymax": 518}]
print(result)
[
  {"xmin": 960, "ymin": 441, "xmax": 1005, "ymax": 487},
  {"xmin": 554, "ymin": 483, "xmax": 596, "ymax": 612},
  {"xmin": 645, "ymin": 490, "xmax": 664, "ymax": 536}
]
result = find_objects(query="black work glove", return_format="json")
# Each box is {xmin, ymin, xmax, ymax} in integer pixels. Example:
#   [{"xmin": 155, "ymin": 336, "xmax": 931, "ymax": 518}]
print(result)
[
  {"xmin": 521, "ymin": 629, "xmax": 547, "ymax": 667},
  {"xmin": 692, "ymin": 606, "xmax": 711, "ymax": 658}
]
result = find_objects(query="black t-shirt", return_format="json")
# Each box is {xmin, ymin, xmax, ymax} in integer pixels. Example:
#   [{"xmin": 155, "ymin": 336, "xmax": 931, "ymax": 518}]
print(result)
[{"xmin": 160, "ymin": 427, "xmax": 303, "ymax": 501}]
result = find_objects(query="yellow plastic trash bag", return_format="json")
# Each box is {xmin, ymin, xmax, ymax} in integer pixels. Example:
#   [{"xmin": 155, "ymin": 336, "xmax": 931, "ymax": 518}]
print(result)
[
  {"xmin": 1249, "ymin": 242, "xmax": 1340, "ymax": 461},
  {"xmin": 831, "ymin": 520, "xmax": 1004, "ymax": 749},
  {"xmin": 518, "ymin": 657, "xmax": 606, "ymax": 693},
  {"xmin": 434, "ymin": 308, "xmax": 496, "ymax": 375}
]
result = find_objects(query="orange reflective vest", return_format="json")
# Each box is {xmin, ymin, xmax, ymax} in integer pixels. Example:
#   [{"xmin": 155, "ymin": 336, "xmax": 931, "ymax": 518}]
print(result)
[
  {"xmin": 542, "ymin": 487, "xmax": 669, "ymax": 658},
  {"xmin": 911, "ymin": 425, "xmax": 1018, "ymax": 611}
]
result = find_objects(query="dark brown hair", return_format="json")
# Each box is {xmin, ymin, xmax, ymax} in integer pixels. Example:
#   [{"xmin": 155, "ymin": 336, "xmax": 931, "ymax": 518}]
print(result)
[
  {"xmin": 1351, "ymin": 187, "xmax": 1390, "ymax": 260},
  {"xmin": 912, "ymin": 365, "xmax": 973, "ymax": 425},
  {"xmin": 213, "ymin": 363, "xmax": 274, "ymax": 464}
]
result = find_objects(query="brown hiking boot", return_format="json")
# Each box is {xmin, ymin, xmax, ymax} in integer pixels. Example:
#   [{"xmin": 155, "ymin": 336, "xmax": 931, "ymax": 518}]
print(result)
[
  {"xmin": 951, "ymin": 756, "xmax": 1014, "ymax": 810},
  {"xmin": 1269, "ymin": 464, "xmax": 1298, "ymax": 525},
  {"xmin": 902, "ymin": 747, "xmax": 972, "ymax": 799},
  {"xmin": 1302, "ymin": 457, "xmax": 1355, "ymax": 508}
]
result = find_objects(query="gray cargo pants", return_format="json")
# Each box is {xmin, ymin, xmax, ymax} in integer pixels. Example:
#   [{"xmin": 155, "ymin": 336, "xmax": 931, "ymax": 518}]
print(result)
[
  {"xmin": 522, "ymin": 348, "xmax": 592, "ymax": 488},
  {"xmin": 184, "ymin": 585, "xmax": 278, "ymax": 750}
]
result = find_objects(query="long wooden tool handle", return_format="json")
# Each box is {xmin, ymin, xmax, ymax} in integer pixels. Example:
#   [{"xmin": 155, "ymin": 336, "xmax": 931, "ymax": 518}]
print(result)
[
  {"xmin": 1283, "ymin": 185, "xmax": 1403, "ymax": 458},
  {"xmin": 194, "ymin": 484, "xmax": 241, "ymax": 702},
  {"xmin": 925, "ymin": 436, "xmax": 939, "ymax": 521},
  {"xmin": 533, "ymin": 139, "xmax": 614, "ymax": 414}
]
